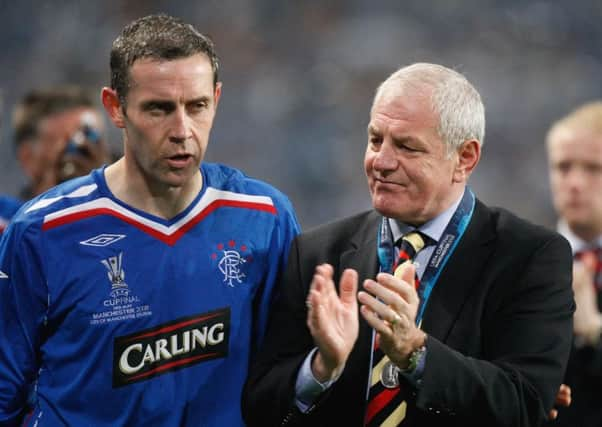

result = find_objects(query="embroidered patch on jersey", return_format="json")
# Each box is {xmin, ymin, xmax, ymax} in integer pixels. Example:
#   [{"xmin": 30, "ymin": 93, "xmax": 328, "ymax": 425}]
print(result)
[
  {"xmin": 210, "ymin": 241, "xmax": 253, "ymax": 287},
  {"xmin": 90, "ymin": 252, "xmax": 153, "ymax": 325},
  {"xmin": 112, "ymin": 307, "xmax": 230, "ymax": 387},
  {"xmin": 80, "ymin": 233, "xmax": 126, "ymax": 247}
]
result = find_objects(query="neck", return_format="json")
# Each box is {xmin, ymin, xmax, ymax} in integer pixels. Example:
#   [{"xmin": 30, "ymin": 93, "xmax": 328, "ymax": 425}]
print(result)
[
  {"xmin": 104, "ymin": 159, "xmax": 203, "ymax": 219},
  {"xmin": 569, "ymin": 223, "xmax": 602, "ymax": 244}
]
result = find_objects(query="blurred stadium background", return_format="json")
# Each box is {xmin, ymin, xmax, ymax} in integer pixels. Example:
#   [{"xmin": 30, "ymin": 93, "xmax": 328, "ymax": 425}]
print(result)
[{"xmin": 1, "ymin": 0, "xmax": 601, "ymax": 229}]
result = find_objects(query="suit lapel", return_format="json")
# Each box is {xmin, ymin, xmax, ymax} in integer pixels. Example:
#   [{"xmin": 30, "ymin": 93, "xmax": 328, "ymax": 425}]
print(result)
[
  {"xmin": 339, "ymin": 210, "xmax": 380, "ymax": 280},
  {"xmin": 421, "ymin": 200, "xmax": 496, "ymax": 341}
]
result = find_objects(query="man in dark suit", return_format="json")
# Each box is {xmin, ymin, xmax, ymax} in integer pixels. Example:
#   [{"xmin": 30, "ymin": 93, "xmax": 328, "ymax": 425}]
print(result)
[
  {"xmin": 243, "ymin": 63, "xmax": 574, "ymax": 427},
  {"xmin": 546, "ymin": 101, "xmax": 602, "ymax": 427}
]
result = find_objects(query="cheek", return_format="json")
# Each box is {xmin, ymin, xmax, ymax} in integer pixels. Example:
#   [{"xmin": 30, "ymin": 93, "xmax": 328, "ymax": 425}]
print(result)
[{"xmin": 363, "ymin": 154, "xmax": 374, "ymax": 174}]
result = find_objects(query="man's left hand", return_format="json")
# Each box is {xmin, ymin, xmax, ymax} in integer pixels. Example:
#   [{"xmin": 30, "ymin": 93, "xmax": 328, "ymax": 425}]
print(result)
[{"xmin": 358, "ymin": 263, "xmax": 426, "ymax": 368}]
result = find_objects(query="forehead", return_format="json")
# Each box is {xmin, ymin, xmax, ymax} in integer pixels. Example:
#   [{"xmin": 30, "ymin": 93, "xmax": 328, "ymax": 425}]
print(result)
[
  {"xmin": 369, "ymin": 87, "xmax": 438, "ymax": 133},
  {"xmin": 127, "ymin": 54, "xmax": 214, "ymax": 100},
  {"xmin": 39, "ymin": 108, "xmax": 102, "ymax": 135},
  {"xmin": 549, "ymin": 128, "xmax": 602, "ymax": 162}
]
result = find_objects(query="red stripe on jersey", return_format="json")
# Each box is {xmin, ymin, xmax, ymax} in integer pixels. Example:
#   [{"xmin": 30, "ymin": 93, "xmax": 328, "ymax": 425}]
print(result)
[
  {"xmin": 127, "ymin": 352, "xmax": 222, "ymax": 381},
  {"xmin": 42, "ymin": 199, "xmax": 277, "ymax": 246}
]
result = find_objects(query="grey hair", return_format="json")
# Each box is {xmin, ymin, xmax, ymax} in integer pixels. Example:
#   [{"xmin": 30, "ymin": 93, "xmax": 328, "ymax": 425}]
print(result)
[{"xmin": 373, "ymin": 63, "xmax": 485, "ymax": 156}]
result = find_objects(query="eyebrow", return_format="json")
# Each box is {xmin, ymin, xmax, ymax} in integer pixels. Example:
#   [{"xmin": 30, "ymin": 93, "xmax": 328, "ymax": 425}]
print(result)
[
  {"xmin": 141, "ymin": 100, "xmax": 175, "ymax": 111},
  {"xmin": 367, "ymin": 124, "xmax": 380, "ymax": 135}
]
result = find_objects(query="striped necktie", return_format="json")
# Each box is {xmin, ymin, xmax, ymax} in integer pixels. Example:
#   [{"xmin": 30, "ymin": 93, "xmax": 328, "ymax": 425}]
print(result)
[{"xmin": 365, "ymin": 232, "xmax": 425, "ymax": 427}]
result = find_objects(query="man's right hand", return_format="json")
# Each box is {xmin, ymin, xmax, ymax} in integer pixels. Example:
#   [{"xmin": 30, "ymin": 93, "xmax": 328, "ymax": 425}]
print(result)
[
  {"xmin": 573, "ymin": 252, "xmax": 602, "ymax": 345},
  {"xmin": 306, "ymin": 264, "xmax": 359, "ymax": 383}
]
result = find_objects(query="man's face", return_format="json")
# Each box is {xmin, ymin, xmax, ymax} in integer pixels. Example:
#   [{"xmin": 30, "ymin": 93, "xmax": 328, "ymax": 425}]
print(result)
[
  {"xmin": 548, "ymin": 128, "xmax": 602, "ymax": 238},
  {"xmin": 33, "ymin": 107, "xmax": 105, "ymax": 189},
  {"xmin": 364, "ymin": 88, "xmax": 461, "ymax": 225},
  {"xmin": 120, "ymin": 53, "xmax": 220, "ymax": 191}
]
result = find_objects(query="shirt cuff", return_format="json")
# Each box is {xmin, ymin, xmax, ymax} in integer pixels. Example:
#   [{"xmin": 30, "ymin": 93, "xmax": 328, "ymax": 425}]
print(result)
[{"xmin": 294, "ymin": 348, "xmax": 341, "ymax": 412}]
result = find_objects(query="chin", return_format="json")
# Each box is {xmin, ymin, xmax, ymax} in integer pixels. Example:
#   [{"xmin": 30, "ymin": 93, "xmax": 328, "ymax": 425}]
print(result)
[{"xmin": 372, "ymin": 200, "xmax": 403, "ymax": 219}]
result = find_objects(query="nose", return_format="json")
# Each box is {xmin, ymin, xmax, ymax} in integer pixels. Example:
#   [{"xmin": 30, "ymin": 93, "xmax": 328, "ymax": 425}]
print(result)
[
  {"xmin": 169, "ymin": 109, "xmax": 191, "ymax": 143},
  {"xmin": 372, "ymin": 140, "xmax": 398, "ymax": 173},
  {"xmin": 564, "ymin": 166, "xmax": 587, "ymax": 192}
]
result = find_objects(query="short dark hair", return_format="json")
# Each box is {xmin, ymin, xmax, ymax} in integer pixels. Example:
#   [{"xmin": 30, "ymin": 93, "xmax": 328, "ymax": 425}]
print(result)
[
  {"xmin": 110, "ymin": 14, "xmax": 220, "ymax": 104},
  {"xmin": 12, "ymin": 86, "xmax": 95, "ymax": 147}
]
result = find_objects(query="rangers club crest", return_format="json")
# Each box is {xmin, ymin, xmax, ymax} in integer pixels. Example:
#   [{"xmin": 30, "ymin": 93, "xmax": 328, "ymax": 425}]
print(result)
[{"xmin": 211, "ymin": 240, "xmax": 252, "ymax": 287}]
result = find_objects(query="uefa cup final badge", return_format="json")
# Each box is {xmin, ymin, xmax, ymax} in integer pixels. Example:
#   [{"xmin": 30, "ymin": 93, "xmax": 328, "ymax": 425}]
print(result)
[
  {"xmin": 101, "ymin": 252, "xmax": 129, "ymax": 298},
  {"xmin": 90, "ymin": 252, "xmax": 152, "ymax": 325}
]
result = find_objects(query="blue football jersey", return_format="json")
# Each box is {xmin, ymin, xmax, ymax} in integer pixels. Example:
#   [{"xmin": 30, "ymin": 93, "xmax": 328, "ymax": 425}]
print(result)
[
  {"xmin": 0, "ymin": 163, "xmax": 300, "ymax": 427},
  {"xmin": 0, "ymin": 195, "xmax": 23, "ymax": 234}
]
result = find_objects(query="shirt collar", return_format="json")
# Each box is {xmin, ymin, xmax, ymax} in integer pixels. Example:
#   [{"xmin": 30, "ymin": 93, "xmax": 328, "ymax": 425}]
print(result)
[
  {"xmin": 388, "ymin": 191, "xmax": 464, "ymax": 245},
  {"xmin": 557, "ymin": 220, "xmax": 602, "ymax": 254}
]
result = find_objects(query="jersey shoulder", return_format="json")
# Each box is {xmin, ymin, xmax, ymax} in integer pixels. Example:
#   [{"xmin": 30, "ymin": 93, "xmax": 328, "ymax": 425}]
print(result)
[
  {"xmin": 11, "ymin": 171, "xmax": 102, "ymax": 230},
  {"xmin": 202, "ymin": 162, "xmax": 296, "ymax": 215}
]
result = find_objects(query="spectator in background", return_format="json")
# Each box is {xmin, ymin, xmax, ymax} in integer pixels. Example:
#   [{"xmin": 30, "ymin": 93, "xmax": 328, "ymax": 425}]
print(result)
[
  {"xmin": 11, "ymin": 85, "xmax": 112, "ymax": 200},
  {"xmin": 546, "ymin": 101, "xmax": 602, "ymax": 427}
]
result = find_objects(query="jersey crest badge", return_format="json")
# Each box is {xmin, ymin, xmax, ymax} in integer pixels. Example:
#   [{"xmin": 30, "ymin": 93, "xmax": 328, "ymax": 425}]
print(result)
[{"xmin": 211, "ymin": 240, "xmax": 253, "ymax": 287}]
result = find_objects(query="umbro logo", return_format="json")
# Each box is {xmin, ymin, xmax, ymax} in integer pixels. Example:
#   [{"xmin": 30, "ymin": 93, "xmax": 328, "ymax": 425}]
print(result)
[
  {"xmin": 80, "ymin": 234, "xmax": 126, "ymax": 247},
  {"xmin": 0, "ymin": 271, "xmax": 8, "ymax": 279}
]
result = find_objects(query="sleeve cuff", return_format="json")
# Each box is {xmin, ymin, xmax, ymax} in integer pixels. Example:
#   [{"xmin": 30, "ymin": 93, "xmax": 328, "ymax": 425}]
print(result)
[{"xmin": 294, "ymin": 348, "xmax": 341, "ymax": 412}]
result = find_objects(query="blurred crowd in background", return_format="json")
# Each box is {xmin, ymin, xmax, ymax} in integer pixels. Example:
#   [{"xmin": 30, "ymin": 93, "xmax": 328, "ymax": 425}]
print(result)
[{"xmin": 1, "ymin": 0, "xmax": 601, "ymax": 229}]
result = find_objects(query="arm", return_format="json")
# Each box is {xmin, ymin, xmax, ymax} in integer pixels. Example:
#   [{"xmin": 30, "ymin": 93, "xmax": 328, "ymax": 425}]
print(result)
[
  {"xmin": 243, "ymin": 238, "xmax": 316, "ymax": 426},
  {"xmin": 0, "ymin": 222, "xmax": 47, "ymax": 426},
  {"xmin": 250, "ymin": 198, "xmax": 300, "ymax": 351},
  {"xmin": 415, "ymin": 234, "xmax": 574, "ymax": 426},
  {"xmin": 243, "ymin": 238, "xmax": 360, "ymax": 426}
]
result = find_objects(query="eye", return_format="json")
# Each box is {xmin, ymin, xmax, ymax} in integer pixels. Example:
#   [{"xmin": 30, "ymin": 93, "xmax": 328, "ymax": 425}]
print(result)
[
  {"xmin": 554, "ymin": 162, "xmax": 571, "ymax": 174},
  {"xmin": 400, "ymin": 143, "xmax": 419, "ymax": 152},
  {"xmin": 369, "ymin": 135, "xmax": 382, "ymax": 146},
  {"xmin": 189, "ymin": 101, "xmax": 209, "ymax": 114},
  {"xmin": 585, "ymin": 163, "xmax": 602, "ymax": 175},
  {"xmin": 148, "ymin": 108, "xmax": 164, "ymax": 117}
]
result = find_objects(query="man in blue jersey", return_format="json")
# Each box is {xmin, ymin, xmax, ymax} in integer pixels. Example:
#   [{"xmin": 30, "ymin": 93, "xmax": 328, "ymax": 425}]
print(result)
[{"xmin": 0, "ymin": 14, "xmax": 299, "ymax": 427}]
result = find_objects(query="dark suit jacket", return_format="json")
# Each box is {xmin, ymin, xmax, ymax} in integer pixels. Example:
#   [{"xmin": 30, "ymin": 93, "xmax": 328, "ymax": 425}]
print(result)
[
  {"xmin": 243, "ymin": 201, "xmax": 574, "ymax": 427},
  {"xmin": 549, "ymin": 279, "xmax": 602, "ymax": 427}
]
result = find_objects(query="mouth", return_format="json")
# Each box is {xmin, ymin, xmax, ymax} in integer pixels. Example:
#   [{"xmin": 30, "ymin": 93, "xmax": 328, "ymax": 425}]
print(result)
[
  {"xmin": 166, "ymin": 153, "xmax": 194, "ymax": 168},
  {"xmin": 374, "ymin": 177, "xmax": 404, "ymax": 187}
]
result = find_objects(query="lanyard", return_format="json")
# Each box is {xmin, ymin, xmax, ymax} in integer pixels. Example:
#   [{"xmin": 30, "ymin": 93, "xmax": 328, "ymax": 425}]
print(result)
[{"xmin": 376, "ymin": 188, "xmax": 475, "ymax": 324}]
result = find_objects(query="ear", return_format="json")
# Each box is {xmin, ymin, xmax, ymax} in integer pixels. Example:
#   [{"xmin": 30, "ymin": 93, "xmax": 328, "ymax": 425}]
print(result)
[
  {"xmin": 452, "ymin": 139, "xmax": 481, "ymax": 183},
  {"xmin": 101, "ymin": 87, "xmax": 126, "ymax": 129},
  {"xmin": 213, "ymin": 82, "xmax": 222, "ymax": 110}
]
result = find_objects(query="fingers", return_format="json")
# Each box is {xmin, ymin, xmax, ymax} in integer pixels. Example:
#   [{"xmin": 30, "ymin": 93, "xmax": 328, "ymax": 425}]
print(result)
[
  {"xmin": 358, "ymin": 285, "xmax": 407, "ymax": 326},
  {"xmin": 580, "ymin": 252, "xmax": 598, "ymax": 273},
  {"xmin": 359, "ymin": 272, "xmax": 418, "ymax": 311},
  {"xmin": 393, "ymin": 261, "xmax": 415, "ymax": 284},
  {"xmin": 556, "ymin": 383, "xmax": 571, "ymax": 407},
  {"xmin": 339, "ymin": 269, "xmax": 358, "ymax": 308},
  {"xmin": 548, "ymin": 383, "xmax": 572, "ymax": 421}
]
